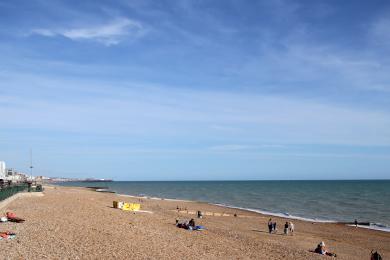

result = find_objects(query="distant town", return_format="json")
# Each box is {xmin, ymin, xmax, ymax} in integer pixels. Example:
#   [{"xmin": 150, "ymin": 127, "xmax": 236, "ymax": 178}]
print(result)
[{"xmin": 0, "ymin": 160, "xmax": 112, "ymax": 184}]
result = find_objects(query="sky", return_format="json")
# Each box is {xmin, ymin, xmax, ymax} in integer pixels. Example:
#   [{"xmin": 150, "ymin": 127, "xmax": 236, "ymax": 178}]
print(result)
[{"xmin": 0, "ymin": 0, "xmax": 390, "ymax": 180}]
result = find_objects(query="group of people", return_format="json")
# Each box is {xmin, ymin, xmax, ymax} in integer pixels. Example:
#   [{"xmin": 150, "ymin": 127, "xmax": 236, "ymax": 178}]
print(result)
[
  {"xmin": 283, "ymin": 221, "xmax": 294, "ymax": 235},
  {"xmin": 175, "ymin": 216, "xmax": 207, "ymax": 231},
  {"xmin": 173, "ymin": 215, "xmax": 383, "ymax": 258},
  {"xmin": 267, "ymin": 218, "xmax": 294, "ymax": 235},
  {"xmin": 267, "ymin": 219, "xmax": 277, "ymax": 233},
  {"xmin": 176, "ymin": 218, "xmax": 196, "ymax": 230}
]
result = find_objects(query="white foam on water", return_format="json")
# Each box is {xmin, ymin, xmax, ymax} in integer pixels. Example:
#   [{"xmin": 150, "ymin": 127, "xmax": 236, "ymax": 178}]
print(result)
[
  {"xmin": 117, "ymin": 193, "xmax": 192, "ymax": 202},
  {"xmin": 347, "ymin": 224, "xmax": 390, "ymax": 232},
  {"xmin": 212, "ymin": 203, "xmax": 337, "ymax": 223},
  {"xmin": 213, "ymin": 203, "xmax": 390, "ymax": 233}
]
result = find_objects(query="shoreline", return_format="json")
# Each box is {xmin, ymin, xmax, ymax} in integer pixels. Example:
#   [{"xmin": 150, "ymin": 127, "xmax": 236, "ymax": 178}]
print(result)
[
  {"xmin": 104, "ymin": 189, "xmax": 390, "ymax": 233},
  {"xmin": 68, "ymin": 184, "xmax": 387, "ymax": 232}
]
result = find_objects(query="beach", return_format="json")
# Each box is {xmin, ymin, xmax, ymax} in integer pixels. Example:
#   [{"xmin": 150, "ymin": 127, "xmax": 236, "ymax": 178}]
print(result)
[{"xmin": 1, "ymin": 185, "xmax": 389, "ymax": 259}]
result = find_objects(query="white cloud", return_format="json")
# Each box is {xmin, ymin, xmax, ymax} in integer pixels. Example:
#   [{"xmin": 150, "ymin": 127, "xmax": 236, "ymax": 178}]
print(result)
[{"xmin": 30, "ymin": 18, "xmax": 145, "ymax": 45}]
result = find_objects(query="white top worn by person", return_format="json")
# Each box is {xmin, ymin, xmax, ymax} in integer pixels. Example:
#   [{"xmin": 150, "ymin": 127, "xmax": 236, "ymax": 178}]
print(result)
[{"xmin": 289, "ymin": 222, "xmax": 294, "ymax": 235}]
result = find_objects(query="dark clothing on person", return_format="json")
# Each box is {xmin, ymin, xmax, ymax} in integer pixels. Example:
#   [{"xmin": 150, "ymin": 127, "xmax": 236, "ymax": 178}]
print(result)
[
  {"xmin": 371, "ymin": 251, "xmax": 382, "ymax": 260},
  {"xmin": 314, "ymin": 246, "xmax": 322, "ymax": 254},
  {"xmin": 284, "ymin": 222, "xmax": 289, "ymax": 235},
  {"xmin": 268, "ymin": 222, "xmax": 273, "ymax": 233},
  {"xmin": 188, "ymin": 219, "xmax": 195, "ymax": 228}
]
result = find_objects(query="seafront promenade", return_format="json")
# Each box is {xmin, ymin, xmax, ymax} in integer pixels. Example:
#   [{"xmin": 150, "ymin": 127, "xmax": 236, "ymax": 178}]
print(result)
[{"xmin": 0, "ymin": 185, "xmax": 389, "ymax": 259}]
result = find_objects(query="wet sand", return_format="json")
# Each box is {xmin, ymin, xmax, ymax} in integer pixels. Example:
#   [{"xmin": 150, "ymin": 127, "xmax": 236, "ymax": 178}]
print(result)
[{"xmin": 0, "ymin": 185, "xmax": 389, "ymax": 259}]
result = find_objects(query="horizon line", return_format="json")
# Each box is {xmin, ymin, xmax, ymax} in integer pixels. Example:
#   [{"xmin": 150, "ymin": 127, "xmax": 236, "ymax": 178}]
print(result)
[{"xmin": 57, "ymin": 178, "xmax": 390, "ymax": 182}]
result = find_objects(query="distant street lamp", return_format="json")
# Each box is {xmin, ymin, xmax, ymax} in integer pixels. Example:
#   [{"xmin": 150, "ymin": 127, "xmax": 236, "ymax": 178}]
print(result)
[{"xmin": 30, "ymin": 149, "xmax": 33, "ymax": 182}]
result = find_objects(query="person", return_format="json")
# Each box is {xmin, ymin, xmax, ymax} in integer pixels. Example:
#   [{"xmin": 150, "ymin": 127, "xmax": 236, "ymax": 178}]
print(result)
[
  {"xmin": 314, "ymin": 241, "xmax": 337, "ymax": 257},
  {"xmin": 289, "ymin": 221, "xmax": 295, "ymax": 235},
  {"xmin": 176, "ymin": 220, "xmax": 186, "ymax": 229},
  {"xmin": 284, "ymin": 222, "xmax": 289, "ymax": 235},
  {"xmin": 6, "ymin": 212, "xmax": 25, "ymax": 223},
  {"xmin": 268, "ymin": 218, "xmax": 273, "ymax": 233},
  {"xmin": 315, "ymin": 241, "xmax": 326, "ymax": 255},
  {"xmin": 272, "ymin": 222, "xmax": 277, "ymax": 233},
  {"xmin": 354, "ymin": 219, "xmax": 358, "ymax": 227},
  {"xmin": 188, "ymin": 218, "xmax": 196, "ymax": 229},
  {"xmin": 371, "ymin": 250, "xmax": 382, "ymax": 260},
  {"xmin": 176, "ymin": 219, "xmax": 192, "ymax": 230},
  {"xmin": 197, "ymin": 211, "xmax": 203, "ymax": 219}
]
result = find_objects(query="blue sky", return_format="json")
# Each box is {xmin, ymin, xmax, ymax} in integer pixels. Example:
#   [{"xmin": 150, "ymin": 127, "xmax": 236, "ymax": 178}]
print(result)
[{"xmin": 0, "ymin": 0, "xmax": 389, "ymax": 180}]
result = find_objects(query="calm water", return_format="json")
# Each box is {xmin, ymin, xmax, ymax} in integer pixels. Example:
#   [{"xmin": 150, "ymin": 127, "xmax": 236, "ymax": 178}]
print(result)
[{"xmin": 58, "ymin": 180, "xmax": 390, "ymax": 231}]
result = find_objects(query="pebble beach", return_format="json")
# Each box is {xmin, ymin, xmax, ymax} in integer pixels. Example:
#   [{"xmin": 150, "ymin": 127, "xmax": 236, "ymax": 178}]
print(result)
[{"xmin": 0, "ymin": 185, "xmax": 389, "ymax": 259}]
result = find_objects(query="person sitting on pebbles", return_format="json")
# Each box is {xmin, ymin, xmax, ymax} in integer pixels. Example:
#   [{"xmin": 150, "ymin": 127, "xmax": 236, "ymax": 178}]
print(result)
[
  {"xmin": 188, "ymin": 218, "xmax": 196, "ymax": 229},
  {"xmin": 176, "ymin": 218, "xmax": 196, "ymax": 230},
  {"xmin": 314, "ymin": 241, "xmax": 337, "ymax": 257}
]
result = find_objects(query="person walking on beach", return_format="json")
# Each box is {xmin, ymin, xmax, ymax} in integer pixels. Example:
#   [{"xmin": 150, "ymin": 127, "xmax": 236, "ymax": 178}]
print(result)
[
  {"xmin": 284, "ymin": 222, "xmax": 289, "ymax": 235},
  {"xmin": 289, "ymin": 221, "xmax": 294, "ymax": 235},
  {"xmin": 268, "ymin": 218, "xmax": 273, "ymax": 233},
  {"xmin": 354, "ymin": 219, "xmax": 358, "ymax": 227},
  {"xmin": 272, "ymin": 222, "xmax": 277, "ymax": 233}
]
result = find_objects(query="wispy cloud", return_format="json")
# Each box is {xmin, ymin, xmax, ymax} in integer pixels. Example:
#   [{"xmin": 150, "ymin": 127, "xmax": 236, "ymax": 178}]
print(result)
[
  {"xmin": 371, "ymin": 16, "xmax": 390, "ymax": 46},
  {"xmin": 230, "ymin": 27, "xmax": 390, "ymax": 94},
  {"xmin": 208, "ymin": 145, "xmax": 252, "ymax": 152},
  {"xmin": 30, "ymin": 18, "xmax": 145, "ymax": 45},
  {"xmin": 208, "ymin": 144, "xmax": 287, "ymax": 152},
  {"xmin": 1, "ymin": 71, "xmax": 390, "ymax": 146}
]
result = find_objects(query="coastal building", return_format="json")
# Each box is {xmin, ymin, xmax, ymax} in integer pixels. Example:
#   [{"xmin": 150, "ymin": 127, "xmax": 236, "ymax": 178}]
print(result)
[
  {"xmin": 6, "ymin": 168, "xmax": 15, "ymax": 176},
  {"xmin": 6, "ymin": 173, "xmax": 27, "ymax": 183},
  {"xmin": 0, "ymin": 161, "xmax": 5, "ymax": 179},
  {"xmin": 3, "ymin": 168, "xmax": 30, "ymax": 183},
  {"xmin": 0, "ymin": 162, "xmax": 31, "ymax": 184}
]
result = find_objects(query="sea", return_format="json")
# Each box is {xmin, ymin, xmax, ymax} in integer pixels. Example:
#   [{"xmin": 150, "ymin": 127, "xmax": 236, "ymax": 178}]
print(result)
[{"xmin": 57, "ymin": 180, "xmax": 390, "ymax": 232}]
